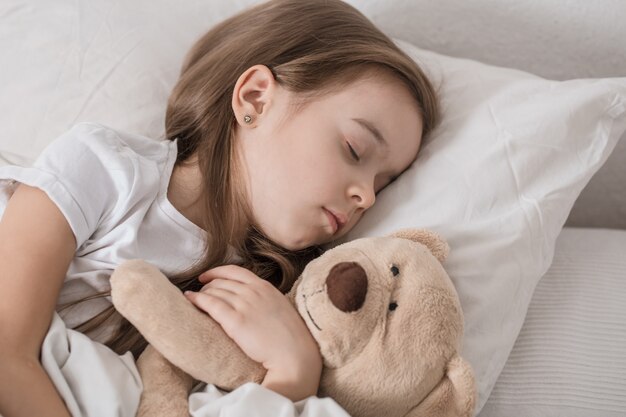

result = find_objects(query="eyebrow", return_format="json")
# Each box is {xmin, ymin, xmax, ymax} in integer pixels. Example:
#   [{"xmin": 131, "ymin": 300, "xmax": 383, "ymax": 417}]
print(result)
[{"xmin": 352, "ymin": 118, "xmax": 388, "ymax": 148}]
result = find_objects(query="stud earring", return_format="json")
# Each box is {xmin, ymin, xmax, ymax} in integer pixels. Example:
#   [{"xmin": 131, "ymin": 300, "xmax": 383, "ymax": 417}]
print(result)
[{"xmin": 243, "ymin": 115, "xmax": 252, "ymax": 124}]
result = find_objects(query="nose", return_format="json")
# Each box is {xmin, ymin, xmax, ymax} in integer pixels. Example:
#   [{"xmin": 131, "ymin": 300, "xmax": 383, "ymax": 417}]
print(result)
[
  {"xmin": 349, "ymin": 181, "xmax": 376, "ymax": 210},
  {"xmin": 325, "ymin": 262, "xmax": 368, "ymax": 312}
]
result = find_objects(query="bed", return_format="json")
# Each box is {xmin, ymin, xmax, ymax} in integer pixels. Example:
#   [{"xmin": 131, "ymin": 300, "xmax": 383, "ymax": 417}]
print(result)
[{"xmin": 1, "ymin": 1, "xmax": 625, "ymax": 416}]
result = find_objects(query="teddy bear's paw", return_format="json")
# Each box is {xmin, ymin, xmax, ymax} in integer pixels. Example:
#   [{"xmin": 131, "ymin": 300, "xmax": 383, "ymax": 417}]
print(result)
[
  {"xmin": 111, "ymin": 260, "xmax": 162, "ymax": 300},
  {"xmin": 403, "ymin": 354, "xmax": 476, "ymax": 417},
  {"xmin": 111, "ymin": 259, "xmax": 176, "ymax": 338}
]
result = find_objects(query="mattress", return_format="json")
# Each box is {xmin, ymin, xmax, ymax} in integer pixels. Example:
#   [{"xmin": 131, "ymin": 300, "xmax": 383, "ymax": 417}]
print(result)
[{"xmin": 479, "ymin": 227, "xmax": 626, "ymax": 417}]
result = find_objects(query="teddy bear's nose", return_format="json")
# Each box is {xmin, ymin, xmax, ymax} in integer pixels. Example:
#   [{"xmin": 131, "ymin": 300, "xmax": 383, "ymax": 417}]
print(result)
[{"xmin": 325, "ymin": 262, "xmax": 368, "ymax": 312}]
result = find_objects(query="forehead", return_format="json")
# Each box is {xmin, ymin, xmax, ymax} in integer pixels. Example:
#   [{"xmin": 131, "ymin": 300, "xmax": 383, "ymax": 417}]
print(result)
[
  {"xmin": 332, "ymin": 73, "xmax": 423, "ymax": 163},
  {"xmin": 281, "ymin": 70, "xmax": 424, "ymax": 176}
]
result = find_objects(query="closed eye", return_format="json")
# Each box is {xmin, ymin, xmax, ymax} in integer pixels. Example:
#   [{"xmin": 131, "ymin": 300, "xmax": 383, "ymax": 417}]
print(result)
[{"xmin": 346, "ymin": 141, "xmax": 360, "ymax": 162}]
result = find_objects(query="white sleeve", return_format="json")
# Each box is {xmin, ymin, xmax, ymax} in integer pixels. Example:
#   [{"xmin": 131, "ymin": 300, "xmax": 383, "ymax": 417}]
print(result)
[{"xmin": 0, "ymin": 123, "xmax": 141, "ymax": 248}]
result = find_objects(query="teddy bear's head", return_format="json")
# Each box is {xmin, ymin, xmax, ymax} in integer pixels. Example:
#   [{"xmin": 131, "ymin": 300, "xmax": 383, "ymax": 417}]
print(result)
[{"xmin": 289, "ymin": 229, "xmax": 474, "ymax": 417}]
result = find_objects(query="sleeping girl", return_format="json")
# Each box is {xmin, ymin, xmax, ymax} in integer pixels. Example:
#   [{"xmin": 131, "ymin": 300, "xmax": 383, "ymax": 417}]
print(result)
[{"xmin": 0, "ymin": 0, "xmax": 439, "ymax": 415}]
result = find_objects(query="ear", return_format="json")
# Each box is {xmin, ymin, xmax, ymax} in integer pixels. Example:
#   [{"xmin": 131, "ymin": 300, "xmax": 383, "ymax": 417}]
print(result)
[
  {"xmin": 404, "ymin": 355, "xmax": 476, "ymax": 417},
  {"xmin": 231, "ymin": 64, "xmax": 276, "ymax": 127},
  {"xmin": 390, "ymin": 228, "xmax": 450, "ymax": 263}
]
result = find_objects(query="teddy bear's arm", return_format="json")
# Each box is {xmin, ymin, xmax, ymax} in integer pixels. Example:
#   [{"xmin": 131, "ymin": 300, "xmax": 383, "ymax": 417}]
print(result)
[
  {"xmin": 111, "ymin": 260, "xmax": 266, "ymax": 390},
  {"xmin": 404, "ymin": 355, "xmax": 476, "ymax": 417}
]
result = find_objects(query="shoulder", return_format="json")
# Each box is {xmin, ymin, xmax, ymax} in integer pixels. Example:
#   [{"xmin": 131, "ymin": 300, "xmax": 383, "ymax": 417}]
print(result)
[
  {"xmin": 44, "ymin": 122, "xmax": 179, "ymax": 201},
  {"xmin": 1, "ymin": 123, "xmax": 178, "ymax": 247},
  {"xmin": 32, "ymin": 123, "xmax": 178, "ymax": 239},
  {"xmin": 36, "ymin": 122, "xmax": 177, "ymax": 191},
  {"xmin": 50, "ymin": 122, "xmax": 174, "ymax": 165}
]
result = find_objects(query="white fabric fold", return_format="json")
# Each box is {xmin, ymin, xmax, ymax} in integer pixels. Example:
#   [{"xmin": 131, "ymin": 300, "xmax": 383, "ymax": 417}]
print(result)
[
  {"xmin": 40, "ymin": 313, "xmax": 142, "ymax": 417},
  {"xmin": 39, "ymin": 314, "xmax": 352, "ymax": 417}
]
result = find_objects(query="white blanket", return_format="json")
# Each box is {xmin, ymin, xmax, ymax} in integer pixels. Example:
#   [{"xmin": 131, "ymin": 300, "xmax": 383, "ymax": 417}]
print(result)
[{"xmin": 41, "ymin": 313, "xmax": 351, "ymax": 417}]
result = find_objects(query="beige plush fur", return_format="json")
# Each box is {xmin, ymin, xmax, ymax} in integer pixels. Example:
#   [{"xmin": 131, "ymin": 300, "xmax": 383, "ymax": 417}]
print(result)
[{"xmin": 110, "ymin": 229, "xmax": 476, "ymax": 417}]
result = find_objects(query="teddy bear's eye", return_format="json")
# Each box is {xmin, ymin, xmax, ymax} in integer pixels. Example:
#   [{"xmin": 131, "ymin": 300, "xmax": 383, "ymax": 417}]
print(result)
[
  {"xmin": 390, "ymin": 265, "xmax": 400, "ymax": 276},
  {"xmin": 389, "ymin": 302, "xmax": 398, "ymax": 311}
]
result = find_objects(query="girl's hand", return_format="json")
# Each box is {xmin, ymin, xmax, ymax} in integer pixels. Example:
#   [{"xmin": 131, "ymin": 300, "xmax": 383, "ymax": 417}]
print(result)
[{"xmin": 184, "ymin": 265, "xmax": 322, "ymax": 401}]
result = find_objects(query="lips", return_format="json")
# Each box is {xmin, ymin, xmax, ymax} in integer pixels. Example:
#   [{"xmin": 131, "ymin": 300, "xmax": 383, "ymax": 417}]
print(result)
[{"xmin": 324, "ymin": 208, "xmax": 347, "ymax": 234}]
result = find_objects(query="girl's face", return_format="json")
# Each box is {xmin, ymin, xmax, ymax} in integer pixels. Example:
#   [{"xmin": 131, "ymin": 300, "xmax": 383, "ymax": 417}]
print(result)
[{"xmin": 235, "ymin": 67, "xmax": 423, "ymax": 250}]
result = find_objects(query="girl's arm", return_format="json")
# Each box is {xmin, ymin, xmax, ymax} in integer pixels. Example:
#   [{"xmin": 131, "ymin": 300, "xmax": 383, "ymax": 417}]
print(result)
[
  {"xmin": 0, "ymin": 184, "xmax": 76, "ymax": 417},
  {"xmin": 185, "ymin": 265, "xmax": 323, "ymax": 402}
]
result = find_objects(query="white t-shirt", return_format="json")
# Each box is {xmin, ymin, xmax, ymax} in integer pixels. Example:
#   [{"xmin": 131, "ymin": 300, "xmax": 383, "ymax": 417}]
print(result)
[{"xmin": 0, "ymin": 122, "xmax": 209, "ymax": 341}]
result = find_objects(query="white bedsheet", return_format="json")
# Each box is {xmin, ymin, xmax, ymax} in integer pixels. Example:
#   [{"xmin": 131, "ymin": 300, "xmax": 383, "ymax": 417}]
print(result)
[
  {"xmin": 478, "ymin": 227, "xmax": 626, "ymax": 417},
  {"xmin": 40, "ymin": 313, "xmax": 142, "ymax": 417},
  {"xmin": 40, "ymin": 313, "xmax": 350, "ymax": 417}
]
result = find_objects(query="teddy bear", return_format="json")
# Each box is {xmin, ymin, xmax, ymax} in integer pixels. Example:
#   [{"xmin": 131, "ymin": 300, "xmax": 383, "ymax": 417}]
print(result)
[{"xmin": 110, "ymin": 229, "xmax": 476, "ymax": 417}]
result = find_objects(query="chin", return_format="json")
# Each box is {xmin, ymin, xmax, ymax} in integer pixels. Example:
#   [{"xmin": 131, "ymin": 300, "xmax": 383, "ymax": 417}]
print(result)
[
  {"xmin": 264, "ymin": 223, "xmax": 328, "ymax": 251},
  {"xmin": 284, "ymin": 230, "xmax": 327, "ymax": 251},
  {"xmin": 264, "ymin": 229, "xmax": 308, "ymax": 251},
  {"xmin": 281, "ymin": 238, "xmax": 310, "ymax": 251}
]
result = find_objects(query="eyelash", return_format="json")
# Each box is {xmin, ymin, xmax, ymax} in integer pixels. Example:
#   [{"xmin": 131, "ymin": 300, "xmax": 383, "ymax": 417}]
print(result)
[{"xmin": 346, "ymin": 141, "xmax": 360, "ymax": 162}]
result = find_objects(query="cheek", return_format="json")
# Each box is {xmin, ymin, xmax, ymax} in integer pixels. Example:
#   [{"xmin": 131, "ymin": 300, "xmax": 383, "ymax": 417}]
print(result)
[
  {"xmin": 349, "ymin": 211, "xmax": 364, "ymax": 229},
  {"xmin": 288, "ymin": 154, "xmax": 343, "ymax": 197}
]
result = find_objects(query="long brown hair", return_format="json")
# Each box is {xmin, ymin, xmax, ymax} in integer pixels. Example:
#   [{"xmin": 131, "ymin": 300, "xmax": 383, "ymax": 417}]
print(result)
[{"xmin": 73, "ymin": 0, "xmax": 440, "ymax": 358}]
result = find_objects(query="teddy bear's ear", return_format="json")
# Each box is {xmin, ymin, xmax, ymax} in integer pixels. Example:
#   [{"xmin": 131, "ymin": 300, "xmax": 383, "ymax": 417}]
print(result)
[
  {"xmin": 389, "ymin": 228, "xmax": 450, "ymax": 263},
  {"xmin": 403, "ymin": 355, "xmax": 476, "ymax": 417}
]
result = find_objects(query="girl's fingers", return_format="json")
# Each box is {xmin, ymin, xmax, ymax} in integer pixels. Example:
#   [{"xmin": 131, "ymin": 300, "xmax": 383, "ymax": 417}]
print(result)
[
  {"xmin": 201, "ymin": 285, "xmax": 240, "ymax": 300},
  {"xmin": 201, "ymin": 278, "xmax": 248, "ymax": 295},
  {"xmin": 198, "ymin": 264, "xmax": 257, "ymax": 284},
  {"xmin": 184, "ymin": 289, "xmax": 245, "ymax": 336},
  {"xmin": 185, "ymin": 288, "xmax": 236, "ymax": 314}
]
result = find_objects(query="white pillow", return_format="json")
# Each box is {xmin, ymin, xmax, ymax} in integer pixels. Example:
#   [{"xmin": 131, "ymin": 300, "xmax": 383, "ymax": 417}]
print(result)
[
  {"xmin": 2, "ymin": 1, "xmax": 626, "ymax": 414},
  {"xmin": 0, "ymin": 0, "xmax": 259, "ymax": 163},
  {"xmin": 339, "ymin": 40, "xmax": 626, "ymax": 412}
]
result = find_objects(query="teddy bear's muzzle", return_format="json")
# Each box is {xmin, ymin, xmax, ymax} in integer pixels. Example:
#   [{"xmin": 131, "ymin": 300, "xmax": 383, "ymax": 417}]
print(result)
[{"xmin": 325, "ymin": 262, "xmax": 368, "ymax": 312}]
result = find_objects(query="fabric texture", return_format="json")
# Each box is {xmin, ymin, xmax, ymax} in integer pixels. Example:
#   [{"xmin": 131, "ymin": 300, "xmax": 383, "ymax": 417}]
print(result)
[
  {"xmin": 479, "ymin": 227, "xmax": 626, "ymax": 417},
  {"xmin": 40, "ymin": 313, "xmax": 142, "ymax": 417},
  {"xmin": 0, "ymin": 123, "xmax": 206, "ymax": 340},
  {"xmin": 39, "ymin": 312, "xmax": 352, "ymax": 417},
  {"xmin": 1, "ymin": 1, "xmax": 626, "ymax": 415},
  {"xmin": 338, "ymin": 41, "xmax": 626, "ymax": 411}
]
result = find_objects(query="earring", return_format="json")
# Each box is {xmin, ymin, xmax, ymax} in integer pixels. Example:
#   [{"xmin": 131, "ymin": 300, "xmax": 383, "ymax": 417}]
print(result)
[{"xmin": 243, "ymin": 115, "xmax": 252, "ymax": 124}]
